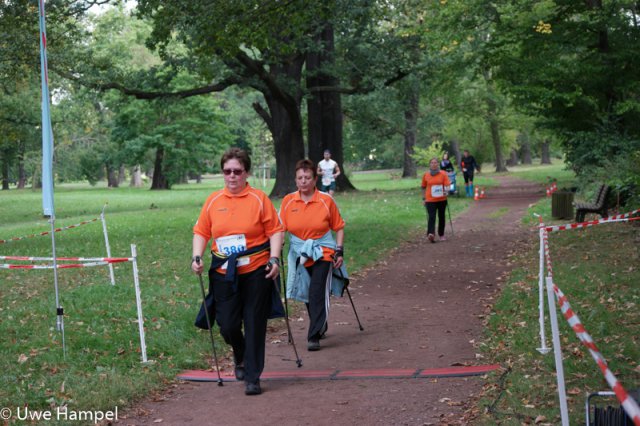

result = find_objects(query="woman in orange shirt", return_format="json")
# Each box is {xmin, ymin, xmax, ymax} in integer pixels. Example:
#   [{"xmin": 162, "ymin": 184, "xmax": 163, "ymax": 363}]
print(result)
[
  {"xmin": 421, "ymin": 157, "xmax": 451, "ymax": 243},
  {"xmin": 191, "ymin": 147, "xmax": 284, "ymax": 396},
  {"xmin": 279, "ymin": 159, "xmax": 346, "ymax": 352}
]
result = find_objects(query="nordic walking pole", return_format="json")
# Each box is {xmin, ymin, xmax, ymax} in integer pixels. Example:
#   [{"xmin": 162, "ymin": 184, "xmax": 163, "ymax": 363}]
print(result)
[
  {"xmin": 446, "ymin": 201, "xmax": 454, "ymax": 237},
  {"xmin": 195, "ymin": 256, "xmax": 223, "ymax": 386},
  {"xmin": 335, "ymin": 266, "xmax": 364, "ymax": 331},
  {"xmin": 277, "ymin": 263, "xmax": 302, "ymax": 367}
]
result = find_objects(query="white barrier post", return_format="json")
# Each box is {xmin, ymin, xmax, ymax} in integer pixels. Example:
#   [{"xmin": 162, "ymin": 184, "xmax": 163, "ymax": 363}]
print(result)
[
  {"xmin": 537, "ymin": 227, "xmax": 550, "ymax": 354},
  {"xmin": 546, "ymin": 276, "xmax": 570, "ymax": 426},
  {"xmin": 101, "ymin": 204, "xmax": 115, "ymax": 286},
  {"xmin": 131, "ymin": 244, "xmax": 148, "ymax": 363}
]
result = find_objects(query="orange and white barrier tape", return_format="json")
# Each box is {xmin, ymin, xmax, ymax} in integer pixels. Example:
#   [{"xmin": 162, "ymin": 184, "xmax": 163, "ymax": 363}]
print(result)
[
  {"xmin": 0, "ymin": 218, "xmax": 98, "ymax": 244},
  {"xmin": 0, "ymin": 257, "xmax": 131, "ymax": 270},
  {"xmin": 2, "ymin": 243, "xmax": 147, "ymax": 363},
  {"xmin": 542, "ymin": 209, "xmax": 640, "ymax": 233},
  {"xmin": 2, "ymin": 261, "xmax": 114, "ymax": 270},
  {"xmin": 552, "ymin": 279, "xmax": 640, "ymax": 426},
  {"xmin": 0, "ymin": 255, "xmax": 131, "ymax": 262},
  {"xmin": 541, "ymin": 228, "xmax": 640, "ymax": 426}
]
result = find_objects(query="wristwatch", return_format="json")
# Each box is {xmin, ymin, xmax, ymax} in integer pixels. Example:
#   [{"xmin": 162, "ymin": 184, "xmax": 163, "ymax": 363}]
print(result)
[{"xmin": 267, "ymin": 257, "xmax": 280, "ymax": 267}]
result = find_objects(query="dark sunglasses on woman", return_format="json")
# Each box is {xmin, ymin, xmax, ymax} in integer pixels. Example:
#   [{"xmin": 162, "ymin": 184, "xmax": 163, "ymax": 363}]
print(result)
[{"xmin": 223, "ymin": 169, "xmax": 244, "ymax": 176}]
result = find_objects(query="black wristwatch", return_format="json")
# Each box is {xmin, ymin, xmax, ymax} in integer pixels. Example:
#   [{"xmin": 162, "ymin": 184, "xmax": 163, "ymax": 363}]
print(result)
[
  {"xmin": 192, "ymin": 255, "xmax": 201, "ymax": 264},
  {"xmin": 335, "ymin": 246, "xmax": 344, "ymax": 258},
  {"xmin": 267, "ymin": 257, "xmax": 280, "ymax": 267}
]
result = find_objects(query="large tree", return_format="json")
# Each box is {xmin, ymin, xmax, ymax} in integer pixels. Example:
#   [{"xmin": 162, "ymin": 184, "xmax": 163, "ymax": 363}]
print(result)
[{"xmin": 487, "ymin": 0, "xmax": 640, "ymax": 173}]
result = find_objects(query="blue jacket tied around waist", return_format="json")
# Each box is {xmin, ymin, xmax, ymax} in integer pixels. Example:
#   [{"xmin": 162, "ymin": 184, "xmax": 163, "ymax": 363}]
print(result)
[{"xmin": 286, "ymin": 232, "xmax": 349, "ymax": 303}]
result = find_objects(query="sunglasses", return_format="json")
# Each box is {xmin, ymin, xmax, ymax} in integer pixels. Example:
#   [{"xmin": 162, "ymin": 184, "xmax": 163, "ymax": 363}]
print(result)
[{"xmin": 222, "ymin": 169, "xmax": 245, "ymax": 176}]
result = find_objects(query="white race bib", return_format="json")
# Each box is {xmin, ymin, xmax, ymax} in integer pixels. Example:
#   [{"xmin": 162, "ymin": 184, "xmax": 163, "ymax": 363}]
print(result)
[
  {"xmin": 431, "ymin": 185, "xmax": 444, "ymax": 198},
  {"xmin": 216, "ymin": 234, "xmax": 249, "ymax": 268},
  {"xmin": 322, "ymin": 176, "xmax": 331, "ymax": 186}
]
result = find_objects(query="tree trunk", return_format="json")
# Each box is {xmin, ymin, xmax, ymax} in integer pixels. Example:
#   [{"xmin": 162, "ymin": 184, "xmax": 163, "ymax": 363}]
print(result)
[
  {"xmin": 306, "ymin": 22, "xmax": 356, "ymax": 191},
  {"xmin": 245, "ymin": 53, "xmax": 306, "ymax": 198},
  {"xmin": 261, "ymin": 94, "xmax": 304, "ymax": 197},
  {"xmin": 130, "ymin": 165, "xmax": 143, "ymax": 187},
  {"xmin": 482, "ymin": 68, "xmax": 507, "ymax": 172},
  {"xmin": 32, "ymin": 167, "xmax": 41, "ymax": 189},
  {"xmin": 401, "ymin": 81, "xmax": 419, "ymax": 178},
  {"xmin": 118, "ymin": 165, "xmax": 126, "ymax": 184},
  {"xmin": 151, "ymin": 147, "xmax": 170, "ymax": 189},
  {"xmin": 17, "ymin": 148, "xmax": 26, "ymax": 189},
  {"xmin": 106, "ymin": 165, "xmax": 119, "ymax": 188},
  {"xmin": 487, "ymin": 104, "xmax": 507, "ymax": 172},
  {"xmin": 506, "ymin": 149, "xmax": 518, "ymax": 167},
  {"xmin": 450, "ymin": 139, "xmax": 461, "ymax": 169},
  {"xmin": 521, "ymin": 139, "xmax": 532, "ymax": 164},
  {"xmin": 1, "ymin": 154, "xmax": 9, "ymax": 190},
  {"xmin": 541, "ymin": 139, "xmax": 551, "ymax": 164}
]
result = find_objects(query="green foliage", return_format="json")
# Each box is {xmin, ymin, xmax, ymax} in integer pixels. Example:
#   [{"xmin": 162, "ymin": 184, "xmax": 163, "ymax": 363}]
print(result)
[
  {"xmin": 588, "ymin": 147, "xmax": 640, "ymax": 209},
  {"xmin": 412, "ymin": 141, "xmax": 445, "ymax": 167}
]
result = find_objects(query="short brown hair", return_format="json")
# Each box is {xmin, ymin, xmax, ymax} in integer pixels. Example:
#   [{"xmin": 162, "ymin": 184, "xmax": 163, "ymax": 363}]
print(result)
[
  {"xmin": 295, "ymin": 159, "xmax": 316, "ymax": 178},
  {"xmin": 220, "ymin": 147, "xmax": 251, "ymax": 173}
]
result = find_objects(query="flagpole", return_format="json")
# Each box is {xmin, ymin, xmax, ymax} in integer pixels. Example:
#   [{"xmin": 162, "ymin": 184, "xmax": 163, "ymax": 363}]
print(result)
[{"xmin": 38, "ymin": 0, "xmax": 65, "ymax": 357}]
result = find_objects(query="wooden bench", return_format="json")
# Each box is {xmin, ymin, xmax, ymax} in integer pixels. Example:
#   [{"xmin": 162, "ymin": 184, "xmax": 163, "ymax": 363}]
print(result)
[{"xmin": 575, "ymin": 184, "xmax": 610, "ymax": 222}]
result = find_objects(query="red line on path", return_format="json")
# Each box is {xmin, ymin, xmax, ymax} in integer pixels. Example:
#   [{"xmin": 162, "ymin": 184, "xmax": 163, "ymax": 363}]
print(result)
[
  {"xmin": 177, "ymin": 365, "xmax": 501, "ymax": 382},
  {"xmin": 418, "ymin": 364, "xmax": 501, "ymax": 378}
]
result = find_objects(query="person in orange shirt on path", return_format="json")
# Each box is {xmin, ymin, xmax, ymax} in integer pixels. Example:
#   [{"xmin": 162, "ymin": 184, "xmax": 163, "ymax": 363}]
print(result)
[
  {"xmin": 191, "ymin": 147, "xmax": 284, "ymax": 396},
  {"xmin": 421, "ymin": 157, "xmax": 451, "ymax": 243},
  {"xmin": 279, "ymin": 159, "xmax": 347, "ymax": 352}
]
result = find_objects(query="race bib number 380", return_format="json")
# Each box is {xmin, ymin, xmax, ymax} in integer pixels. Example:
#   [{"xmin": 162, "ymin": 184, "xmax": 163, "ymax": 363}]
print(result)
[{"xmin": 216, "ymin": 234, "xmax": 249, "ymax": 268}]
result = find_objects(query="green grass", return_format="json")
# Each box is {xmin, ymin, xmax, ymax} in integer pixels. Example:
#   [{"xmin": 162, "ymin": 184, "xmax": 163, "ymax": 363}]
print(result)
[
  {"xmin": 3, "ymin": 161, "xmax": 635, "ymax": 426},
  {"xmin": 496, "ymin": 158, "xmax": 576, "ymax": 190},
  {"xmin": 475, "ymin": 201, "xmax": 640, "ymax": 424},
  {"xmin": 0, "ymin": 172, "xmax": 468, "ymax": 423}
]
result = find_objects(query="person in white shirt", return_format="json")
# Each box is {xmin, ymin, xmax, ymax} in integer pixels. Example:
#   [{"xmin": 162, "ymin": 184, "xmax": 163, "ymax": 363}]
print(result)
[{"xmin": 316, "ymin": 149, "xmax": 341, "ymax": 195}]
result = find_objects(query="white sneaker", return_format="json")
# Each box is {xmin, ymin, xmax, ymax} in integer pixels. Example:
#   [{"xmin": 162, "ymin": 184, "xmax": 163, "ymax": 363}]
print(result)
[
  {"xmin": 428, "ymin": 234, "xmax": 435, "ymax": 243},
  {"xmin": 439, "ymin": 235, "xmax": 447, "ymax": 242}
]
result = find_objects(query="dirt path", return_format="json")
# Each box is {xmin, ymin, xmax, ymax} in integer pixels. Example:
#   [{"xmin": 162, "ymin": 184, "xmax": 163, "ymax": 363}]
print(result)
[{"xmin": 120, "ymin": 176, "xmax": 542, "ymax": 426}]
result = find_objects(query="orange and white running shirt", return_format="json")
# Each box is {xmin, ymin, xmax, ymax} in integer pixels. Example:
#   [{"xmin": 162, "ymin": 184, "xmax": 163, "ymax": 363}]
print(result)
[
  {"xmin": 421, "ymin": 170, "xmax": 451, "ymax": 202},
  {"xmin": 279, "ymin": 189, "xmax": 345, "ymax": 264},
  {"xmin": 193, "ymin": 184, "xmax": 283, "ymax": 274}
]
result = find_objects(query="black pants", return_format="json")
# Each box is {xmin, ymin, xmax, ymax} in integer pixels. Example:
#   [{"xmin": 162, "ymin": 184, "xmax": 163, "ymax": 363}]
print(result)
[
  {"xmin": 463, "ymin": 171, "xmax": 474, "ymax": 184},
  {"xmin": 305, "ymin": 261, "xmax": 331, "ymax": 341},
  {"xmin": 425, "ymin": 200, "xmax": 447, "ymax": 237},
  {"xmin": 210, "ymin": 265, "xmax": 271, "ymax": 384}
]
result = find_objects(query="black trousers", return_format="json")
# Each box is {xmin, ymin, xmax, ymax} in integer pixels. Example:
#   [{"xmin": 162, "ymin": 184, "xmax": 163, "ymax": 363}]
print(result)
[
  {"xmin": 425, "ymin": 200, "xmax": 447, "ymax": 237},
  {"xmin": 210, "ymin": 265, "xmax": 271, "ymax": 384},
  {"xmin": 305, "ymin": 261, "xmax": 331, "ymax": 341}
]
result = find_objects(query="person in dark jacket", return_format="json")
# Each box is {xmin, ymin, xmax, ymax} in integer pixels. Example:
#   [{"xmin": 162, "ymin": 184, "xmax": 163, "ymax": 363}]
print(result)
[
  {"xmin": 440, "ymin": 152, "xmax": 454, "ymax": 173},
  {"xmin": 460, "ymin": 150, "xmax": 480, "ymax": 197}
]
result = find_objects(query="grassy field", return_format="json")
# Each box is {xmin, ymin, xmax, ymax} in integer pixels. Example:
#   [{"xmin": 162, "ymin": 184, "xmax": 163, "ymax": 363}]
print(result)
[
  {"xmin": 1, "ymin": 162, "xmax": 637, "ymax": 425},
  {"xmin": 474, "ymin": 172, "xmax": 640, "ymax": 424},
  {"xmin": 0, "ymin": 170, "xmax": 470, "ymax": 423}
]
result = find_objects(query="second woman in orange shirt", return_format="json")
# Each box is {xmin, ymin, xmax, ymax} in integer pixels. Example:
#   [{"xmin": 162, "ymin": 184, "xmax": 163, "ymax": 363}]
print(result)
[{"xmin": 279, "ymin": 159, "xmax": 346, "ymax": 351}]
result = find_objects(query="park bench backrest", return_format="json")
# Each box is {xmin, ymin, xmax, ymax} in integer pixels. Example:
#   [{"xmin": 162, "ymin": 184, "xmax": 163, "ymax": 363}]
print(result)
[{"xmin": 595, "ymin": 184, "xmax": 610, "ymax": 208}]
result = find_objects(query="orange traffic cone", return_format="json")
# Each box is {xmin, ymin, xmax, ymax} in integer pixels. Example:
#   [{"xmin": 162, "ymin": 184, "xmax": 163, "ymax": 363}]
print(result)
[
  {"xmin": 546, "ymin": 187, "xmax": 551, "ymax": 197},
  {"xmin": 480, "ymin": 187, "xmax": 485, "ymax": 199},
  {"xmin": 474, "ymin": 187, "xmax": 479, "ymax": 201}
]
